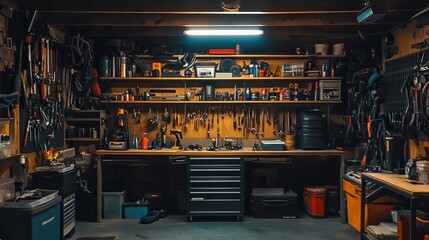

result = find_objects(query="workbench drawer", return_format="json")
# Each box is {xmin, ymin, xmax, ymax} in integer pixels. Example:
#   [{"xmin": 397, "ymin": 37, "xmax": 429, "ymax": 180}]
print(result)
[{"xmin": 189, "ymin": 200, "xmax": 242, "ymax": 212}]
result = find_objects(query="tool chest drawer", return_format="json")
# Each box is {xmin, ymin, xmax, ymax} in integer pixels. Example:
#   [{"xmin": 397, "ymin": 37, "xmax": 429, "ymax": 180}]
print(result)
[
  {"xmin": 189, "ymin": 179, "xmax": 241, "ymax": 188},
  {"xmin": 190, "ymin": 168, "xmax": 241, "ymax": 177},
  {"xmin": 189, "ymin": 200, "xmax": 242, "ymax": 213},
  {"xmin": 187, "ymin": 157, "xmax": 244, "ymax": 220}
]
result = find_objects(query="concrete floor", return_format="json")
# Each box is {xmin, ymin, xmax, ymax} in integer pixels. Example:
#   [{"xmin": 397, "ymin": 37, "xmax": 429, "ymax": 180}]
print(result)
[{"xmin": 71, "ymin": 215, "xmax": 359, "ymax": 240}]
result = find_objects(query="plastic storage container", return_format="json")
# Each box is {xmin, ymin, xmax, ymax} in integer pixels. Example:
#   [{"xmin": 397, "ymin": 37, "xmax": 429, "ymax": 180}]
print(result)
[
  {"xmin": 123, "ymin": 202, "xmax": 148, "ymax": 219},
  {"xmin": 251, "ymin": 188, "xmax": 298, "ymax": 219},
  {"xmin": 322, "ymin": 185, "xmax": 340, "ymax": 215},
  {"xmin": 0, "ymin": 178, "xmax": 15, "ymax": 203},
  {"xmin": 333, "ymin": 43, "xmax": 345, "ymax": 55},
  {"xmin": 304, "ymin": 187, "xmax": 326, "ymax": 218},
  {"xmin": 417, "ymin": 161, "xmax": 429, "ymax": 184},
  {"xmin": 343, "ymin": 179, "xmax": 399, "ymax": 232},
  {"xmin": 194, "ymin": 62, "xmax": 217, "ymax": 78},
  {"xmin": 102, "ymin": 190, "xmax": 125, "ymax": 219},
  {"xmin": 314, "ymin": 44, "xmax": 328, "ymax": 55}
]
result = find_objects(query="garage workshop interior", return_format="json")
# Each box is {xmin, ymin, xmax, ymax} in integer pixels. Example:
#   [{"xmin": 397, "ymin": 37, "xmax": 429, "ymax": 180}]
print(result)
[{"xmin": 0, "ymin": 0, "xmax": 429, "ymax": 239}]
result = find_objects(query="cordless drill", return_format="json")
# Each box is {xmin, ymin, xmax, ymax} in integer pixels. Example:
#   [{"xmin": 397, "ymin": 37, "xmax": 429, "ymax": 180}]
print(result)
[{"xmin": 170, "ymin": 129, "xmax": 183, "ymax": 150}]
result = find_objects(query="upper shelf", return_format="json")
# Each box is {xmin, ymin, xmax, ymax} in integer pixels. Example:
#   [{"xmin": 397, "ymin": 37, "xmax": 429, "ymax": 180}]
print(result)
[
  {"xmin": 135, "ymin": 54, "xmax": 346, "ymax": 59},
  {"xmin": 0, "ymin": 118, "xmax": 13, "ymax": 124},
  {"xmin": 100, "ymin": 100, "xmax": 341, "ymax": 105},
  {"xmin": 100, "ymin": 76, "xmax": 342, "ymax": 81}
]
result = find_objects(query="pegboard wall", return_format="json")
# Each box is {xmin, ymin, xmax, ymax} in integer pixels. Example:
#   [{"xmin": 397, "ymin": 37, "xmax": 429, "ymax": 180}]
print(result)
[{"xmin": 382, "ymin": 48, "xmax": 429, "ymax": 139}]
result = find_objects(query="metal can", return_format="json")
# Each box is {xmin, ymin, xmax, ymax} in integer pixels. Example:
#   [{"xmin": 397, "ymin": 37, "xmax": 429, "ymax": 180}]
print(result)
[
  {"xmin": 279, "ymin": 88, "xmax": 284, "ymax": 100},
  {"xmin": 249, "ymin": 64, "xmax": 254, "ymax": 76},
  {"xmin": 245, "ymin": 88, "xmax": 251, "ymax": 100},
  {"xmin": 322, "ymin": 63, "xmax": 329, "ymax": 77},
  {"xmin": 284, "ymin": 88, "xmax": 291, "ymax": 100},
  {"xmin": 258, "ymin": 69, "xmax": 264, "ymax": 77},
  {"xmin": 254, "ymin": 64, "xmax": 259, "ymax": 77},
  {"xmin": 261, "ymin": 89, "xmax": 268, "ymax": 100},
  {"xmin": 120, "ymin": 54, "xmax": 127, "ymax": 78}
]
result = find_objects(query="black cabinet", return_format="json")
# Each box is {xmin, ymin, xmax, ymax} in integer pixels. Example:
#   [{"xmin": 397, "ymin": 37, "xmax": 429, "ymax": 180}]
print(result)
[{"xmin": 187, "ymin": 157, "xmax": 244, "ymax": 221}]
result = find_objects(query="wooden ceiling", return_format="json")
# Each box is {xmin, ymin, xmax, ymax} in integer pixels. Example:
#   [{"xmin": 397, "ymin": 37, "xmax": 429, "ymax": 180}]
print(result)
[{"xmin": 10, "ymin": 0, "xmax": 429, "ymax": 50}]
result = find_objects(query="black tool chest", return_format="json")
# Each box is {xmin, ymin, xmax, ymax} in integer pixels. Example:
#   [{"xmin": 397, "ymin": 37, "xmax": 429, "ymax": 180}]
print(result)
[{"xmin": 187, "ymin": 157, "xmax": 244, "ymax": 221}]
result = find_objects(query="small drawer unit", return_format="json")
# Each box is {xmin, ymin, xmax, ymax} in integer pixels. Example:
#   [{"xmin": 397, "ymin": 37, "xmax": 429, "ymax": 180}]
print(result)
[{"xmin": 187, "ymin": 157, "xmax": 244, "ymax": 221}]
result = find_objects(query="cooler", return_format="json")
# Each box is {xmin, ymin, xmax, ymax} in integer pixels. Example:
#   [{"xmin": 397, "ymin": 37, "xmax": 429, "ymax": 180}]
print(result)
[
  {"xmin": 304, "ymin": 187, "xmax": 326, "ymax": 218},
  {"xmin": 251, "ymin": 188, "xmax": 298, "ymax": 219}
]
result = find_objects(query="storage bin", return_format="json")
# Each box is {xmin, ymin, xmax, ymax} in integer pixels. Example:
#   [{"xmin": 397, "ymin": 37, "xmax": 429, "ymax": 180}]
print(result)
[
  {"xmin": 343, "ymin": 179, "xmax": 399, "ymax": 232},
  {"xmin": 304, "ymin": 187, "xmax": 326, "ymax": 218},
  {"xmin": 123, "ymin": 202, "xmax": 148, "ymax": 219},
  {"xmin": 251, "ymin": 188, "xmax": 298, "ymax": 219},
  {"xmin": 194, "ymin": 62, "xmax": 217, "ymax": 78},
  {"xmin": 102, "ymin": 190, "xmax": 125, "ymax": 219},
  {"xmin": 314, "ymin": 44, "xmax": 328, "ymax": 55},
  {"xmin": 0, "ymin": 178, "xmax": 15, "ymax": 203},
  {"xmin": 322, "ymin": 185, "xmax": 340, "ymax": 215}
]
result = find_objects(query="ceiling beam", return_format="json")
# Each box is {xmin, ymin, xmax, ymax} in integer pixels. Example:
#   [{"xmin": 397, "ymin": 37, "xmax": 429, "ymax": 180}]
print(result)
[{"xmin": 38, "ymin": 11, "xmax": 413, "ymax": 27}]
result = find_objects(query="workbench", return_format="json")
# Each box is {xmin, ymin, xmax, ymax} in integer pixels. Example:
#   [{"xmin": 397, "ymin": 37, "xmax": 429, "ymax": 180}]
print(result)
[
  {"xmin": 96, "ymin": 149, "xmax": 346, "ymax": 223},
  {"xmin": 360, "ymin": 172, "xmax": 429, "ymax": 240}
]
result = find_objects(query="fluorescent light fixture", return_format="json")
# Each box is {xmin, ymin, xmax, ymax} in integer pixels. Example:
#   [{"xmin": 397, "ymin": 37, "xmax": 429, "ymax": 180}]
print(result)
[{"xmin": 184, "ymin": 29, "xmax": 263, "ymax": 36}]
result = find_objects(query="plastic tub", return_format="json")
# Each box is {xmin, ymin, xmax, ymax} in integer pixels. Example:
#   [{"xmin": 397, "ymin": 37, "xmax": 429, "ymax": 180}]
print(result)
[
  {"xmin": 333, "ymin": 43, "xmax": 345, "ymax": 55},
  {"xmin": 123, "ymin": 202, "xmax": 148, "ymax": 219},
  {"xmin": 417, "ymin": 161, "xmax": 429, "ymax": 184},
  {"xmin": 314, "ymin": 44, "xmax": 328, "ymax": 55},
  {"xmin": 0, "ymin": 178, "xmax": 15, "ymax": 203},
  {"xmin": 102, "ymin": 190, "xmax": 125, "ymax": 219}
]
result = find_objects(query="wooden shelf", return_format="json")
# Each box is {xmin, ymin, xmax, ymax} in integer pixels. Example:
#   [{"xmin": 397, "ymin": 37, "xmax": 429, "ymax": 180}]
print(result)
[
  {"xmin": 0, "ymin": 118, "xmax": 13, "ymax": 124},
  {"xmin": 65, "ymin": 118, "xmax": 100, "ymax": 122},
  {"xmin": 68, "ymin": 110, "xmax": 104, "ymax": 113},
  {"xmin": 134, "ymin": 54, "xmax": 346, "ymax": 59},
  {"xmin": 100, "ymin": 100, "xmax": 341, "ymax": 105},
  {"xmin": 100, "ymin": 76, "xmax": 342, "ymax": 81},
  {"xmin": 65, "ymin": 138, "xmax": 100, "ymax": 142}
]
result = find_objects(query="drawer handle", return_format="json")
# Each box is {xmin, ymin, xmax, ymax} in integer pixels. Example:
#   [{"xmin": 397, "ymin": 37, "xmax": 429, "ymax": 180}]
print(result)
[
  {"xmin": 190, "ymin": 191, "xmax": 240, "ymax": 194},
  {"xmin": 190, "ymin": 169, "xmax": 240, "ymax": 172},
  {"xmin": 42, "ymin": 216, "xmax": 56, "ymax": 226},
  {"xmin": 191, "ymin": 180, "xmax": 240, "ymax": 183}
]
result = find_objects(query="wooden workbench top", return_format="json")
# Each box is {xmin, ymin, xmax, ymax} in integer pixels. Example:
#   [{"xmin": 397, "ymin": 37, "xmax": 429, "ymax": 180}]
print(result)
[
  {"xmin": 362, "ymin": 172, "xmax": 429, "ymax": 196},
  {"xmin": 96, "ymin": 148, "xmax": 345, "ymax": 156}
]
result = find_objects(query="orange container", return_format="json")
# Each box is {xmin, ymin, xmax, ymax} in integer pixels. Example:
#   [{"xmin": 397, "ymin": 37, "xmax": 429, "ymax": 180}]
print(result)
[
  {"xmin": 343, "ymin": 179, "xmax": 399, "ymax": 232},
  {"xmin": 304, "ymin": 187, "xmax": 326, "ymax": 218}
]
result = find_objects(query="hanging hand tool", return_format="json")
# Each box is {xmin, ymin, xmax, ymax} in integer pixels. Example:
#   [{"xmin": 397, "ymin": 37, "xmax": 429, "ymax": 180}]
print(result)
[
  {"xmin": 279, "ymin": 110, "xmax": 286, "ymax": 138},
  {"xmin": 23, "ymin": 117, "xmax": 32, "ymax": 147},
  {"xmin": 255, "ymin": 108, "xmax": 260, "ymax": 137},
  {"xmin": 217, "ymin": 107, "xmax": 220, "ymax": 137},
  {"xmin": 207, "ymin": 113, "xmax": 211, "ymax": 137},
  {"xmin": 261, "ymin": 107, "xmax": 265, "ymax": 136},
  {"xmin": 251, "ymin": 108, "xmax": 256, "ymax": 134},
  {"xmin": 233, "ymin": 106, "xmax": 237, "ymax": 129},
  {"xmin": 266, "ymin": 107, "xmax": 271, "ymax": 125},
  {"xmin": 25, "ymin": 35, "xmax": 37, "ymax": 95},
  {"xmin": 314, "ymin": 81, "xmax": 319, "ymax": 100},
  {"xmin": 40, "ymin": 38, "xmax": 47, "ymax": 102},
  {"xmin": 211, "ymin": 107, "xmax": 215, "ymax": 126},
  {"xmin": 273, "ymin": 108, "xmax": 278, "ymax": 134}
]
